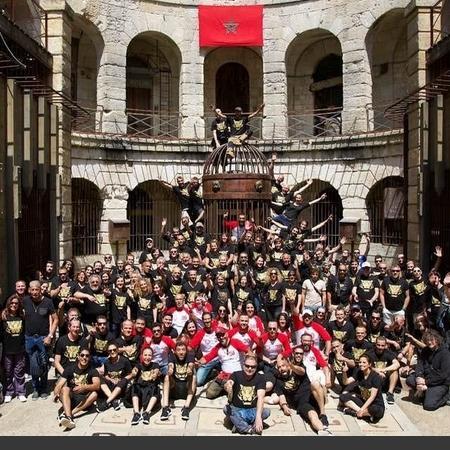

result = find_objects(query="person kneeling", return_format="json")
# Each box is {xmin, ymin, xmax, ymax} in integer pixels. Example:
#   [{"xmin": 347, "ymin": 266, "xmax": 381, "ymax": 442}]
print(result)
[
  {"xmin": 160, "ymin": 341, "xmax": 197, "ymax": 421},
  {"xmin": 53, "ymin": 348, "xmax": 100, "ymax": 430},
  {"xmin": 223, "ymin": 354, "xmax": 270, "ymax": 435}
]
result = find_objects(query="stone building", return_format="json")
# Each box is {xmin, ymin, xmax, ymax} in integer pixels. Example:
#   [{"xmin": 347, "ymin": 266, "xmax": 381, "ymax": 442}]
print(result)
[{"xmin": 1, "ymin": 0, "xmax": 447, "ymax": 290}]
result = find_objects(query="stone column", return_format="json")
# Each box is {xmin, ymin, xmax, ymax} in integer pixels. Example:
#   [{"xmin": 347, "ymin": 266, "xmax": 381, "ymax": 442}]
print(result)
[
  {"xmin": 100, "ymin": 185, "xmax": 129, "ymax": 260},
  {"xmin": 405, "ymin": 0, "xmax": 434, "ymax": 265},
  {"xmin": 340, "ymin": 27, "xmax": 372, "ymax": 134},
  {"xmin": 41, "ymin": 0, "xmax": 73, "ymax": 262},
  {"xmin": 179, "ymin": 49, "xmax": 205, "ymax": 139},
  {"xmin": 97, "ymin": 43, "xmax": 128, "ymax": 134}
]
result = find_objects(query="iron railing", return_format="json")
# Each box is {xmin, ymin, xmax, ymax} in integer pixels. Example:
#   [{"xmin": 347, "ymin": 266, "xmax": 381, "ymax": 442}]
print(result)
[
  {"xmin": 365, "ymin": 104, "xmax": 404, "ymax": 133},
  {"xmin": 72, "ymin": 107, "xmax": 104, "ymax": 134},
  {"xmin": 0, "ymin": 0, "xmax": 48, "ymax": 49},
  {"xmin": 126, "ymin": 108, "xmax": 181, "ymax": 139},
  {"xmin": 287, "ymin": 108, "xmax": 342, "ymax": 139},
  {"xmin": 430, "ymin": 0, "xmax": 447, "ymax": 47}
]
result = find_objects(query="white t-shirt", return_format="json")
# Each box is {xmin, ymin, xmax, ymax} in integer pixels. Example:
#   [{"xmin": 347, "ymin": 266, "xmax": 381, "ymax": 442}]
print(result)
[{"xmin": 302, "ymin": 278, "xmax": 326, "ymax": 309}]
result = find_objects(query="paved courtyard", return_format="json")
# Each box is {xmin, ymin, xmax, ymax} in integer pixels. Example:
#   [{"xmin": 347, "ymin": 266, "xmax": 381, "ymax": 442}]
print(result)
[{"xmin": 2, "ymin": 369, "xmax": 446, "ymax": 436}]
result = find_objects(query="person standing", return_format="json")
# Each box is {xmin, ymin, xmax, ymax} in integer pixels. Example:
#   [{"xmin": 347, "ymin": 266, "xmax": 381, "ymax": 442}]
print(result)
[{"xmin": 23, "ymin": 280, "xmax": 58, "ymax": 399}]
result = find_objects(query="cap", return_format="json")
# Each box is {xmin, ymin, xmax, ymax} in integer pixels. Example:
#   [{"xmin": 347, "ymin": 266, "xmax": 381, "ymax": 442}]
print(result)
[
  {"xmin": 302, "ymin": 309, "xmax": 313, "ymax": 317},
  {"xmin": 195, "ymin": 222, "xmax": 205, "ymax": 228},
  {"xmin": 234, "ymin": 106, "xmax": 243, "ymax": 112},
  {"xmin": 215, "ymin": 327, "xmax": 228, "ymax": 336},
  {"xmin": 362, "ymin": 262, "xmax": 371, "ymax": 268},
  {"xmin": 145, "ymin": 237, "xmax": 153, "ymax": 243},
  {"xmin": 351, "ymin": 304, "xmax": 361, "ymax": 311}
]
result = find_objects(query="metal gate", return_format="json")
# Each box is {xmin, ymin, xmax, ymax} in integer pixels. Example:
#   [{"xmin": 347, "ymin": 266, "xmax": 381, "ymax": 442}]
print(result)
[
  {"xmin": 72, "ymin": 178, "xmax": 101, "ymax": 256},
  {"xmin": 18, "ymin": 179, "xmax": 51, "ymax": 281},
  {"xmin": 299, "ymin": 180, "xmax": 343, "ymax": 248},
  {"xmin": 127, "ymin": 181, "xmax": 181, "ymax": 251}
]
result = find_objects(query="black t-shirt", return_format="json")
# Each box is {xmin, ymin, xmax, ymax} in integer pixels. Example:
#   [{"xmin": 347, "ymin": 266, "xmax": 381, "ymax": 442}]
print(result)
[
  {"xmin": 110, "ymin": 290, "xmax": 132, "ymax": 324},
  {"xmin": 367, "ymin": 323, "xmax": 385, "ymax": 344},
  {"xmin": 103, "ymin": 356, "xmax": 132, "ymax": 380},
  {"xmin": 91, "ymin": 331, "xmax": 115, "ymax": 357},
  {"xmin": 349, "ymin": 369, "xmax": 385, "ymax": 408},
  {"xmin": 135, "ymin": 361, "xmax": 160, "ymax": 386},
  {"xmin": 327, "ymin": 277, "xmax": 354, "ymax": 306},
  {"xmin": 182, "ymin": 281, "xmax": 206, "ymax": 306},
  {"xmin": 55, "ymin": 334, "xmax": 89, "ymax": 369},
  {"xmin": 230, "ymin": 370, "xmax": 265, "ymax": 409},
  {"xmin": 381, "ymin": 277, "xmax": 409, "ymax": 312},
  {"xmin": 62, "ymin": 364, "xmax": 99, "ymax": 388},
  {"xmin": 277, "ymin": 263, "xmax": 296, "ymax": 283},
  {"xmin": 80, "ymin": 286, "xmax": 109, "ymax": 322},
  {"xmin": 211, "ymin": 285, "xmax": 232, "ymax": 312},
  {"xmin": 327, "ymin": 320, "xmax": 355, "ymax": 343},
  {"xmin": 115, "ymin": 335, "xmax": 142, "ymax": 363},
  {"xmin": 190, "ymin": 234, "xmax": 210, "ymax": 258},
  {"xmin": 409, "ymin": 278, "xmax": 429, "ymax": 313},
  {"xmin": 135, "ymin": 293, "xmax": 154, "ymax": 327},
  {"xmin": 281, "ymin": 281, "xmax": 301, "ymax": 310},
  {"xmin": 367, "ymin": 349, "xmax": 397, "ymax": 370},
  {"xmin": 355, "ymin": 275, "xmax": 380, "ymax": 308},
  {"xmin": 283, "ymin": 202, "xmax": 310, "ymax": 222},
  {"xmin": 344, "ymin": 339, "xmax": 373, "ymax": 362},
  {"xmin": 264, "ymin": 282, "xmax": 283, "ymax": 307},
  {"xmin": 329, "ymin": 351, "xmax": 353, "ymax": 375},
  {"xmin": 227, "ymin": 115, "xmax": 249, "ymax": 136},
  {"xmin": 51, "ymin": 280, "xmax": 77, "ymax": 308},
  {"xmin": 168, "ymin": 351, "xmax": 195, "ymax": 382},
  {"xmin": 23, "ymin": 295, "xmax": 55, "ymax": 336},
  {"xmin": 1, "ymin": 316, "xmax": 25, "ymax": 354},
  {"xmin": 233, "ymin": 286, "xmax": 255, "ymax": 309},
  {"xmin": 189, "ymin": 188, "xmax": 203, "ymax": 213},
  {"xmin": 274, "ymin": 369, "xmax": 310, "ymax": 396},
  {"xmin": 211, "ymin": 117, "xmax": 229, "ymax": 144},
  {"xmin": 172, "ymin": 183, "xmax": 190, "ymax": 210}
]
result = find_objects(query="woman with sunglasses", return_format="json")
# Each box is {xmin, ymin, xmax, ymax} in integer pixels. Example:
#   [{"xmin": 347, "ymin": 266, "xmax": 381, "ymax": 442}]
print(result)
[
  {"xmin": 263, "ymin": 268, "xmax": 283, "ymax": 322},
  {"xmin": 281, "ymin": 270, "xmax": 302, "ymax": 314},
  {"xmin": 212, "ymin": 306, "xmax": 232, "ymax": 331},
  {"xmin": 97, "ymin": 342, "xmax": 135, "ymax": 412},
  {"xmin": 1, "ymin": 295, "xmax": 26, "ymax": 403}
]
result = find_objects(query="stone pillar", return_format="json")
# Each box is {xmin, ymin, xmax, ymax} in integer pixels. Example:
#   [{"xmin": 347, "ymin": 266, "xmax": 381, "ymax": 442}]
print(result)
[
  {"xmin": 100, "ymin": 185, "xmax": 129, "ymax": 260},
  {"xmin": 340, "ymin": 28, "xmax": 372, "ymax": 134},
  {"xmin": 405, "ymin": 0, "xmax": 434, "ymax": 265},
  {"xmin": 41, "ymin": 0, "xmax": 73, "ymax": 262},
  {"xmin": 179, "ymin": 50, "xmax": 205, "ymax": 139},
  {"xmin": 97, "ymin": 43, "xmax": 128, "ymax": 134},
  {"xmin": 262, "ymin": 54, "xmax": 288, "ymax": 140}
]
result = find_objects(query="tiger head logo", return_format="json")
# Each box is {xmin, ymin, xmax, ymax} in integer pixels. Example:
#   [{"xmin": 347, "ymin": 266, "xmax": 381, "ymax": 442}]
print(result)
[
  {"xmin": 6, "ymin": 319, "xmax": 23, "ymax": 336},
  {"xmin": 65, "ymin": 345, "xmax": 81, "ymax": 361},
  {"xmin": 238, "ymin": 385, "xmax": 256, "ymax": 405},
  {"xmin": 95, "ymin": 294, "xmax": 106, "ymax": 306},
  {"xmin": 115, "ymin": 296, "xmax": 127, "ymax": 309}
]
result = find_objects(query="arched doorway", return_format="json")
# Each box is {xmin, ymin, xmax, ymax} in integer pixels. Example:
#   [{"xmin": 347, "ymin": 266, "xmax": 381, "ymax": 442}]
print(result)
[
  {"xmin": 127, "ymin": 181, "xmax": 181, "ymax": 251},
  {"xmin": 298, "ymin": 180, "xmax": 343, "ymax": 247},
  {"xmin": 216, "ymin": 63, "xmax": 250, "ymax": 113},
  {"xmin": 366, "ymin": 176, "xmax": 405, "ymax": 245},
  {"xmin": 72, "ymin": 179, "xmax": 102, "ymax": 256}
]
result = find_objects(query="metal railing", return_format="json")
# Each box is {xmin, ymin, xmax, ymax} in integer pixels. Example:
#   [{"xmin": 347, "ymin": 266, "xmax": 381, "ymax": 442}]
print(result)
[
  {"xmin": 430, "ymin": 0, "xmax": 447, "ymax": 47},
  {"xmin": 71, "ymin": 107, "xmax": 104, "ymax": 134},
  {"xmin": 126, "ymin": 108, "xmax": 181, "ymax": 139},
  {"xmin": 0, "ymin": 0, "xmax": 48, "ymax": 49},
  {"xmin": 287, "ymin": 108, "xmax": 342, "ymax": 139},
  {"xmin": 365, "ymin": 104, "xmax": 404, "ymax": 133}
]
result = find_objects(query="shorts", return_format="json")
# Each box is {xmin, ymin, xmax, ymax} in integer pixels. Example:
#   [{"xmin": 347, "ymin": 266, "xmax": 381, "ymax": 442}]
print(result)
[
  {"xmin": 382, "ymin": 308, "xmax": 405, "ymax": 327},
  {"xmin": 170, "ymin": 380, "xmax": 188, "ymax": 400},
  {"xmin": 307, "ymin": 369, "xmax": 326, "ymax": 387},
  {"xmin": 132, "ymin": 382, "xmax": 161, "ymax": 407},
  {"xmin": 70, "ymin": 392, "xmax": 89, "ymax": 409},
  {"xmin": 101, "ymin": 377, "xmax": 129, "ymax": 392}
]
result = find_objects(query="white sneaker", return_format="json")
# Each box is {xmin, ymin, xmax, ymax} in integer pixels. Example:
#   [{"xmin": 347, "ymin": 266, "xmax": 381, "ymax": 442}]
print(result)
[
  {"xmin": 18, "ymin": 395, "xmax": 27, "ymax": 402},
  {"xmin": 4, "ymin": 395, "xmax": 12, "ymax": 403}
]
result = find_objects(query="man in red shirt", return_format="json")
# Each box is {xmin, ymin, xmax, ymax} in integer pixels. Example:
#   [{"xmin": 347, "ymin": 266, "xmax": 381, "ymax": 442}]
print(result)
[
  {"xmin": 199, "ymin": 328, "xmax": 250, "ymax": 399},
  {"xmin": 228, "ymin": 314, "xmax": 260, "ymax": 350}
]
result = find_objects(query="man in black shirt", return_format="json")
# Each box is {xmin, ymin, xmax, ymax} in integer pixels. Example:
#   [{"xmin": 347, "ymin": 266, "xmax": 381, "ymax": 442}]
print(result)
[
  {"xmin": 223, "ymin": 354, "xmax": 269, "ymax": 435},
  {"xmin": 327, "ymin": 264, "xmax": 354, "ymax": 309},
  {"xmin": 344, "ymin": 325, "xmax": 373, "ymax": 374},
  {"xmin": 53, "ymin": 348, "xmax": 100, "ymax": 430},
  {"xmin": 211, "ymin": 108, "xmax": 229, "ymax": 149},
  {"xmin": 115, "ymin": 320, "xmax": 142, "ymax": 366},
  {"xmin": 408, "ymin": 266, "xmax": 429, "ymax": 330},
  {"xmin": 90, "ymin": 315, "xmax": 115, "ymax": 368},
  {"xmin": 380, "ymin": 265, "xmax": 410, "ymax": 328},
  {"xmin": 352, "ymin": 262, "xmax": 380, "ymax": 317},
  {"xmin": 327, "ymin": 306, "xmax": 355, "ymax": 344},
  {"xmin": 23, "ymin": 280, "xmax": 58, "ymax": 399},
  {"xmin": 367, "ymin": 336, "xmax": 400, "ymax": 404}
]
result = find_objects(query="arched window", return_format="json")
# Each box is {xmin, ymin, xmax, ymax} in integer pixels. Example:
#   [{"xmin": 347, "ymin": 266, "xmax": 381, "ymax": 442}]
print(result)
[
  {"xmin": 127, "ymin": 181, "xmax": 181, "ymax": 251},
  {"xmin": 72, "ymin": 179, "xmax": 102, "ymax": 256},
  {"xmin": 299, "ymin": 180, "xmax": 343, "ymax": 247},
  {"xmin": 367, "ymin": 177, "xmax": 404, "ymax": 245}
]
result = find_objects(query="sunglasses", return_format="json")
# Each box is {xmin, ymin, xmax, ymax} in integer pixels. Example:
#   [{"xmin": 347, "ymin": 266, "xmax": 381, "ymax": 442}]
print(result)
[
  {"xmin": 294, "ymin": 352, "xmax": 304, "ymax": 356},
  {"xmin": 268, "ymin": 327, "xmax": 277, "ymax": 330},
  {"xmin": 108, "ymin": 349, "xmax": 118, "ymax": 353},
  {"xmin": 391, "ymin": 270, "xmax": 400, "ymax": 272},
  {"xmin": 97, "ymin": 323, "xmax": 107, "ymax": 326},
  {"xmin": 244, "ymin": 364, "xmax": 257, "ymax": 369},
  {"xmin": 10, "ymin": 302, "xmax": 19, "ymax": 305},
  {"xmin": 79, "ymin": 353, "xmax": 90, "ymax": 358},
  {"xmin": 371, "ymin": 317, "xmax": 381, "ymax": 320}
]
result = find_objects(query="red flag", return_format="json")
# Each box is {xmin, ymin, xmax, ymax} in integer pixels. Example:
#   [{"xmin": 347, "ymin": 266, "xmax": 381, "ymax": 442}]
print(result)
[{"xmin": 199, "ymin": 5, "xmax": 263, "ymax": 47}]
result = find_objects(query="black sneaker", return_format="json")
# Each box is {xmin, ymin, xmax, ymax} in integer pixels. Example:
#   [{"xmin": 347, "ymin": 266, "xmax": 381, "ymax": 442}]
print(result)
[
  {"xmin": 96, "ymin": 400, "xmax": 108, "ymax": 413},
  {"xmin": 160, "ymin": 406, "xmax": 172, "ymax": 421},
  {"xmin": 112, "ymin": 399, "xmax": 121, "ymax": 411},
  {"xmin": 60, "ymin": 413, "xmax": 76, "ymax": 430},
  {"xmin": 142, "ymin": 412, "xmax": 150, "ymax": 425},
  {"xmin": 394, "ymin": 385, "xmax": 402, "ymax": 394},
  {"xmin": 320, "ymin": 414, "xmax": 329, "ymax": 428},
  {"xmin": 181, "ymin": 407, "xmax": 190, "ymax": 421},
  {"xmin": 343, "ymin": 408, "xmax": 357, "ymax": 417},
  {"xmin": 131, "ymin": 412, "xmax": 141, "ymax": 426},
  {"xmin": 386, "ymin": 392, "xmax": 395, "ymax": 405}
]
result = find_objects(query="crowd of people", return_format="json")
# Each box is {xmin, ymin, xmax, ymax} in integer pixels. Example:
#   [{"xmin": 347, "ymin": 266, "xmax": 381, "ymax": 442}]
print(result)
[{"xmin": 1, "ymin": 169, "xmax": 450, "ymax": 435}]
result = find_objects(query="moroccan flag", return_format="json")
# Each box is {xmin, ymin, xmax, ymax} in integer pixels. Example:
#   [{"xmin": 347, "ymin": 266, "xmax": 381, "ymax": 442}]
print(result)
[{"xmin": 198, "ymin": 5, "xmax": 263, "ymax": 47}]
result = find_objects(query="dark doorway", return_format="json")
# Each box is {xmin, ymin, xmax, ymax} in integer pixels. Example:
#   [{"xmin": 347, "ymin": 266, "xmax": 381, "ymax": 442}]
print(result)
[
  {"xmin": 216, "ymin": 63, "xmax": 249, "ymax": 113},
  {"xmin": 18, "ymin": 174, "xmax": 51, "ymax": 282}
]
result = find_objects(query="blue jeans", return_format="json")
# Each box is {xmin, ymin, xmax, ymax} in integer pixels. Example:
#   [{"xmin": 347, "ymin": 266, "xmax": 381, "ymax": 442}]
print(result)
[
  {"xmin": 223, "ymin": 404, "xmax": 270, "ymax": 434},
  {"xmin": 25, "ymin": 335, "xmax": 49, "ymax": 394},
  {"xmin": 92, "ymin": 355, "xmax": 108, "ymax": 368},
  {"xmin": 196, "ymin": 359, "xmax": 220, "ymax": 386}
]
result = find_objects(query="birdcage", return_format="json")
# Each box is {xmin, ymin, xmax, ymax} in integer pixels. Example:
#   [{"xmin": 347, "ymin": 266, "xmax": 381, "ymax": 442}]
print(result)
[{"xmin": 202, "ymin": 143, "xmax": 272, "ymax": 238}]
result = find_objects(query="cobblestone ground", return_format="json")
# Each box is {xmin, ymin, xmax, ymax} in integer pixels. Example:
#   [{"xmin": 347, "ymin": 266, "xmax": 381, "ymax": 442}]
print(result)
[{"xmin": 2, "ymin": 368, "xmax": 445, "ymax": 436}]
